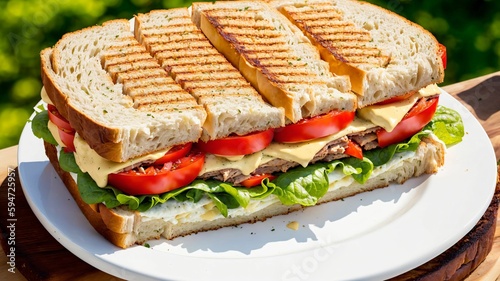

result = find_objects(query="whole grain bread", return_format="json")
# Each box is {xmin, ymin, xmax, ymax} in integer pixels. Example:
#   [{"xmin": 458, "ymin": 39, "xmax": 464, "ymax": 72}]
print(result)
[
  {"xmin": 191, "ymin": 1, "xmax": 356, "ymax": 123},
  {"xmin": 41, "ymin": 20, "xmax": 206, "ymax": 162},
  {"xmin": 268, "ymin": 0, "xmax": 445, "ymax": 107},
  {"xmin": 134, "ymin": 8, "xmax": 285, "ymax": 141},
  {"xmin": 44, "ymin": 136, "xmax": 445, "ymax": 248}
]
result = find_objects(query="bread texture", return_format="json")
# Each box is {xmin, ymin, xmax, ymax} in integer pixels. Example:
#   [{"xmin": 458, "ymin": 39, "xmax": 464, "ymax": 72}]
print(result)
[
  {"xmin": 191, "ymin": 1, "xmax": 356, "ymax": 123},
  {"xmin": 41, "ymin": 20, "xmax": 206, "ymax": 162},
  {"xmin": 44, "ymin": 136, "xmax": 445, "ymax": 248},
  {"xmin": 268, "ymin": 0, "xmax": 445, "ymax": 107},
  {"xmin": 134, "ymin": 8, "xmax": 285, "ymax": 141}
]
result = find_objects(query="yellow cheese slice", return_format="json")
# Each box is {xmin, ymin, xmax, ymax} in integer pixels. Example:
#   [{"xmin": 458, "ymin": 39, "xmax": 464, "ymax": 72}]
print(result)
[
  {"xmin": 41, "ymin": 87, "xmax": 52, "ymax": 105},
  {"xmin": 201, "ymin": 118, "xmax": 377, "ymax": 175},
  {"xmin": 200, "ymin": 151, "xmax": 267, "ymax": 176},
  {"xmin": 73, "ymin": 134, "xmax": 171, "ymax": 188},
  {"xmin": 47, "ymin": 121, "xmax": 65, "ymax": 148},
  {"xmin": 264, "ymin": 118, "xmax": 377, "ymax": 166},
  {"xmin": 357, "ymin": 84, "xmax": 440, "ymax": 132}
]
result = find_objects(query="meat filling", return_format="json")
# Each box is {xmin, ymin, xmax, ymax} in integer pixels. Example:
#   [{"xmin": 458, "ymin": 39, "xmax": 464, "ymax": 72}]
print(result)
[
  {"xmin": 199, "ymin": 127, "xmax": 383, "ymax": 186},
  {"xmin": 199, "ymin": 136, "xmax": 350, "ymax": 185}
]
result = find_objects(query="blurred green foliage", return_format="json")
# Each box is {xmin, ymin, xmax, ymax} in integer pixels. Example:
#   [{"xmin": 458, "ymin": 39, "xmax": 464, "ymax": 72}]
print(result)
[{"xmin": 1, "ymin": 0, "xmax": 499, "ymax": 149}]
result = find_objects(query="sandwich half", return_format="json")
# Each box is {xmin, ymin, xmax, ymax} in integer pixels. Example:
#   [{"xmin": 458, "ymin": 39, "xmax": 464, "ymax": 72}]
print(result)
[
  {"xmin": 31, "ymin": 1, "xmax": 464, "ymax": 249},
  {"xmin": 135, "ymin": 8, "xmax": 285, "ymax": 142},
  {"xmin": 40, "ymin": 19, "xmax": 207, "ymax": 163},
  {"xmin": 191, "ymin": 0, "xmax": 357, "ymax": 123},
  {"xmin": 268, "ymin": 0, "xmax": 446, "ymax": 107}
]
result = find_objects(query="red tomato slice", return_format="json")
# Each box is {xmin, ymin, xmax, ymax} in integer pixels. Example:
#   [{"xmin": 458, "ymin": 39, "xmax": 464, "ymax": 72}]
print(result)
[
  {"xmin": 240, "ymin": 174, "xmax": 277, "ymax": 188},
  {"xmin": 108, "ymin": 151, "xmax": 205, "ymax": 195},
  {"xmin": 274, "ymin": 110, "xmax": 355, "ymax": 143},
  {"xmin": 196, "ymin": 129, "xmax": 274, "ymax": 156},
  {"xmin": 345, "ymin": 139, "xmax": 363, "ymax": 159},
  {"xmin": 58, "ymin": 127, "xmax": 76, "ymax": 152},
  {"xmin": 48, "ymin": 104, "xmax": 74, "ymax": 132},
  {"xmin": 438, "ymin": 43, "xmax": 447, "ymax": 70},
  {"xmin": 376, "ymin": 97, "xmax": 439, "ymax": 148},
  {"xmin": 405, "ymin": 97, "xmax": 430, "ymax": 119},
  {"xmin": 154, "ymin": 143, "xmax": 192, "ymax": 165}
]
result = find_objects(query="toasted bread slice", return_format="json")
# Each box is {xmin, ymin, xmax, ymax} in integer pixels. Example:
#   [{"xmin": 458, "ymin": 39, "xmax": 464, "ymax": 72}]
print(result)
[
  {"xmin": 42, "ymin": 19, "xmax": 206, "ymax": 162},
  {"xmin": 191, "ymin": 1, "xmax": 356, "ymax": 123},
  {"xmin": 268, "ymin": 0, "xmax": 445, "ymax": 107},
  {"xmin": 135, "ymin": 8, "xmax": 285, "ymax": 141}
]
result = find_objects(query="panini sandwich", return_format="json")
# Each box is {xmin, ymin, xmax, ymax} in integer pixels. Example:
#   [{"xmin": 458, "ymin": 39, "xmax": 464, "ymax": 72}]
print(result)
[{"xmin": 31, "ymin": 1, "xmax": 463, "ymax": 249}]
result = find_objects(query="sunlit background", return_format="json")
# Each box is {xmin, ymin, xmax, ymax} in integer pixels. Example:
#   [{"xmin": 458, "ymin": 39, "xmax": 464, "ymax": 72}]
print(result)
[{"xmin": 1, "ymin": 0, "xmax": 499, "ymax": 149}]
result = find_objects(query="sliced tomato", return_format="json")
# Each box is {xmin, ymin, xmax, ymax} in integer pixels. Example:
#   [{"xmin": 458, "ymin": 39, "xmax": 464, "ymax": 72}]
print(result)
[
  {"xmin": 375, "ymin": 91, "xmax": 416, "ymax": 106},
  {"xmin": 405, "ymin": 97, "xmax": 431, "ymax": 119},
  {"xmin": 58, "ymin": 127, "xmax": 76, "ymax": 152},
  {"xmin": 108, "ymin": 151, "xmax": 205, "ymax": 195},
  {"xmin": 48, "ymin": 104, "xmax": 74, "ymax": 132},
  {"xmin": 240, "ymin": 174, "xmax": 277, "ymax": 188},
  {"xmin": 196, "ymin": 129, "xmax": 274, "ymax": 156},
  {"xmin": 274, "ymin": 110, "xmax": 355, "ymax": 143},
  {"xmin": 48, "ymin": 104, "xmax": 76, "ymax": 152},
  {"xmin": 154, "ymin": 143, "xmax": 192, "ymax": 165},
  {"xmin": 345, "ymin": 139, "xmax": 363, "ymax": 159},
  {"xmin": 377, "ymin": 97, "xmax": 439, "ymax": 148},
  {"xmin": 438, "ymin": 43, "xmax": 447, "ymax": 70}
]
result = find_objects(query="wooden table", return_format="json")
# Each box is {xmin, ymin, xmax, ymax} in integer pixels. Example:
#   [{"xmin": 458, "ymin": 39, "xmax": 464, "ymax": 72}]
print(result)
[{"xmin": 0, "ymin": 72, "xmax": 499, "ymax": 280}]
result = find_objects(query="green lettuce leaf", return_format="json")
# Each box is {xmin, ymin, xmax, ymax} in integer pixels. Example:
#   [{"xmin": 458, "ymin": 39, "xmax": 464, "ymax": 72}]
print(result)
[
  {"xmin": 363, "ymin": 130, "xmax": 429, "ymax": 167},
  {"xmin": 77, "ymin": 172, "xmax": 121, "ymax": 208},
  {"xmin": 424, "ymin": 105, "xmax": 464, "ymax": 145},
  {"xmin": 269, "ymin": 163, "xmax": 333, "ymax": 206},
  {"xmin": 335, "ymin": 157, "xmax": 374, "ymax": 184},
  {"xmin": 59, "ymin": 150, "xmax": 82, "ymax": 174},
  {"xmin": 31, "ymin": 110, "xmax": 58, "ymax": 145},
  {"xmin": 247, "ymin": 181, "xmax": 275, "ymax": 199}
]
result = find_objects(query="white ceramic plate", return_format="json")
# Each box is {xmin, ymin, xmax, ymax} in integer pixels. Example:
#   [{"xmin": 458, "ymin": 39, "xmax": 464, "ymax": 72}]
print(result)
[{"xmin": 18, "ymin": 90, "xmax": 497, "ymax": 281}]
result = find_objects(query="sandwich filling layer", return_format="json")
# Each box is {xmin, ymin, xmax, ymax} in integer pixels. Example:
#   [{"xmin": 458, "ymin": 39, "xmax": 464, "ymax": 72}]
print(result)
[{"xmin": 141, "ymin": 146, "xmax": 422, "ymax": 225}]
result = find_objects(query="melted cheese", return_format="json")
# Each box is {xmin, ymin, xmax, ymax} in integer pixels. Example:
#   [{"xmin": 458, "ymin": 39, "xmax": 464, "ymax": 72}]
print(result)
[
  {"xmin": 357, "ymin": 84, "xmax": 441, "ymax": 132},
  {"xmin": 264, "ymin": 118, "xmax": 377, "ymax": 166},
  {"xmin": 201, "ymin": 118, "xmax": 377, "ymax": 174},
  {"xmin": 73, "ymin": 134, "xmax": 171, "ymax": 187},
  {"xmin": 40, "ymin": 87, "xmax": 52, "ymax": 104},
  {"xmin": 201, "ymin": 151, "xmax": 267, "ymax": 175},
  {"xmin": 47, "ymin": 120, "xmax": 64, "ymax": 148}
]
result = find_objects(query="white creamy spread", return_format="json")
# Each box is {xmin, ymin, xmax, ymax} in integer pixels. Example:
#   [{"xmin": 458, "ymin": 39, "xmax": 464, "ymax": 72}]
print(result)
[{"xmin": 141, "ymin": 148, "xmax": 419, "ymax": 224}]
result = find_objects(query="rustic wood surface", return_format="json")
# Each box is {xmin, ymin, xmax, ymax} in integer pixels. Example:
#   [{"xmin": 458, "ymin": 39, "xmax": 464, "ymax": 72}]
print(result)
[{"xmin": 0, "ymin": 72, "xmax": 499, "ymax": 280}]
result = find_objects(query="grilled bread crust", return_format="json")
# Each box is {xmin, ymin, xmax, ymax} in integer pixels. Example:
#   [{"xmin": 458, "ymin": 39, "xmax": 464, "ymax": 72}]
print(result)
[
  {"xmin": 268, "ymin": 0, "xmax": 445, "ymax": 107},
  {"xmin": 42, "ymin": 19, "xmax": 206, "ymax": 162},
  {"xmin": 192, "ymin": 1, "xmax": 356, "ymax": 123},
  {"xmin": 135, "ymin": 8, "xmax": 285, "ymax": 141},
  {"xmin": 44, "ymin": 135, "xmax": 445, "ymax": 248},
  {"xmin": 278, "ymin": 1, "xmax": 390, "ymax": 96}
]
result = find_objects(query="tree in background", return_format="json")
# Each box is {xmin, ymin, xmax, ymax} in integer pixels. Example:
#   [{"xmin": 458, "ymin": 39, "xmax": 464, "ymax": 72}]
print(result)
[{"xmin": 1, "ymin": 0, "xmax": 499, "ymax": 149}]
